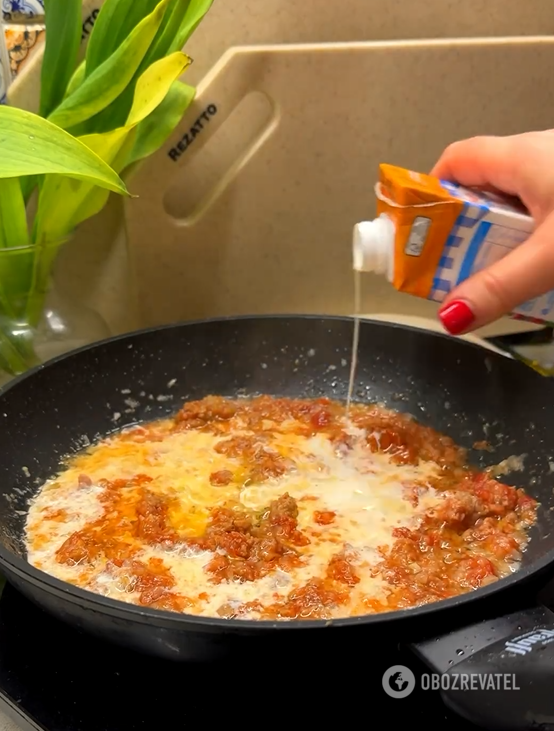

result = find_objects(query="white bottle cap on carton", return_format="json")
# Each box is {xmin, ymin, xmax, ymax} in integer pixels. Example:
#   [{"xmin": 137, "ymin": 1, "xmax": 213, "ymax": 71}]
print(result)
[{"xmin": 352, "ymin": 213, "xmax": 395, "ymax": 280}]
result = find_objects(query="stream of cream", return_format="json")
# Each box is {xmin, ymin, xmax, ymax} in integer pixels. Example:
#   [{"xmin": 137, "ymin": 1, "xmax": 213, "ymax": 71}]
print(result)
[{"xmin": 346, "ymin": 270, "xmax": 362, "ymax": 411}]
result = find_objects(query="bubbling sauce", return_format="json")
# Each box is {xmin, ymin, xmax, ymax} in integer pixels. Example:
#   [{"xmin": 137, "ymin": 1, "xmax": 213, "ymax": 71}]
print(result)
[{"xmin": 25, "ymin": 396, "xmax": 537, "ymax": 620}]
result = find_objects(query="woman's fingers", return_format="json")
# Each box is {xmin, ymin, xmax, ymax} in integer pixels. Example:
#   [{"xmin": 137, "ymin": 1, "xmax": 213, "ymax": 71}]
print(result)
[
  {"xmin": 438, "ymin": 212, "xmax": 554, "ymax": 334},
  {"xmin": 430, "ymin": 130, "xmax": 554, "ymax": 332},
  {"xmin": 430, "ymin": 135, "xmax": 523, "ymax": 196}
]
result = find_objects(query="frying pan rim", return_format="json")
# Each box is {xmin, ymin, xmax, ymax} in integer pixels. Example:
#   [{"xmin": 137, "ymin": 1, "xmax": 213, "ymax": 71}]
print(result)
[
  {"xmin": 0, "ymin": 314, "xmax": 509, "ymax": 388},
  {"xmin": 0, "ymin": 314, "xmax": 547, "ymax": 632}
]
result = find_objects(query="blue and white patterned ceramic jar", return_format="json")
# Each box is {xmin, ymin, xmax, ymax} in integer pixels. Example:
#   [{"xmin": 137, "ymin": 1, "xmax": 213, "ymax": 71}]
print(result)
[
  {"xmin": 0, "ymin": 63, "xmax": 6, "ymax": 104},
  {"xmin": 1, "ymin": 0, "xmax": 46, "ymax": 103},
  {"xmin": 2, "ymin": 0, "xmax": 44, "ymax": 21},
  {"xmin": 0, "ymin": 17, "xmax": 8, "ymax": 103}
]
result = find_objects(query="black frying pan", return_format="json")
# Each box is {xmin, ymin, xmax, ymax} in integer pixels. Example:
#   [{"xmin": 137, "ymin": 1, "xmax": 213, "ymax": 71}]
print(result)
[{"xmin": 0, "ymin": 315, "xmax": 553, "ymax": 729}]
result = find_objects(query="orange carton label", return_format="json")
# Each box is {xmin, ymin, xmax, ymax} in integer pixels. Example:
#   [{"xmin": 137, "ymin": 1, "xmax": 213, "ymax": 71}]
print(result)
[
  {"xmin": 374, "ymin": 164, "xmax": 542, "ymax": 322},
  {"xmin": 376, "ymin": 164, "xmax": 464, "ymax": 298}
]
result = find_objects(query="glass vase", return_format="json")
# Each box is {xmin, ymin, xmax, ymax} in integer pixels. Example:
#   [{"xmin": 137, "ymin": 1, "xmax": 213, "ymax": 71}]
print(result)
[{"xmin": 0, "ymin": 240, "xmax": 111, "ymax": 385}]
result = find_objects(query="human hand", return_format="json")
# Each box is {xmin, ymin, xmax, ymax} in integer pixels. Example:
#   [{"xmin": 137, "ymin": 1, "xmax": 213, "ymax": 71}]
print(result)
[{"xmin": 430, "ymin": 130, "xmax": 554, "ymax": 334}]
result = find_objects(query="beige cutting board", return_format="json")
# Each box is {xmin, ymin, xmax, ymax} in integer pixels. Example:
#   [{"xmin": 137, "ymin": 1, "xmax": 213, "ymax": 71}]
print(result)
[
  {"xmin": 183, "ymin": 0, "xmax": 554, "ymax": 86},
  {"xmin": 10, "ymin": 0, "xmax": 554, "ymax": 111},
  {"xmin": 125, "ymin": 37, "xmax": 554, "ymax": 327}
]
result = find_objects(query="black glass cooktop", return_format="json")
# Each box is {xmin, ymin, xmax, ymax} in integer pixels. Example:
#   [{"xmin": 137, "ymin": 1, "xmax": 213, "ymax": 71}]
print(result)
[{"xmin": 0, "ymin": 582, "xmax": 503, "ymax": 730}]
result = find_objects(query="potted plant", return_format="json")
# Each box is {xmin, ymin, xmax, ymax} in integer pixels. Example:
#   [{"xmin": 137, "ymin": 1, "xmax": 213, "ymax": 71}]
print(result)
[{"xmin": 0, "ymin": 0, "xmax": 213, "ymax": 378}]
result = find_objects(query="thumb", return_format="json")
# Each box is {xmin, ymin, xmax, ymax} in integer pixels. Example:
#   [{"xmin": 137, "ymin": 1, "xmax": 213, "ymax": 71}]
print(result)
[{"xmin": 438, "ymin": 212, "xmax": 554, "ymax": 334}]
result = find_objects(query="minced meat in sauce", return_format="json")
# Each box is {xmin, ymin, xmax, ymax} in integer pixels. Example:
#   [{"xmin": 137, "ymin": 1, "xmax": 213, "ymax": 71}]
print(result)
[{"xmin": 31, "ymin": 395, "xmax": 537, "ymax": 621}]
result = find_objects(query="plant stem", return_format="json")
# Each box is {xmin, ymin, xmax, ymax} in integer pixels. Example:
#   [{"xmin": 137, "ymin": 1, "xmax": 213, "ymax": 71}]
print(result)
[
  {"xmin": 0, "ymin": 326, "xmax": 39, "ymax": 376},
  {"xmin": 25, "ymin": 237, "xmax": 60, "ymax": 329},
  {"xmin": 0, "ymin": 234, "xmax": 55, "ymax": 377}
]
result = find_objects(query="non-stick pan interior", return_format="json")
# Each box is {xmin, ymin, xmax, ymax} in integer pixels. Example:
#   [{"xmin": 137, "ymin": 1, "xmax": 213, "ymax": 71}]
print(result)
[{"xmin": 0, "ymin": 315, "xmax": 552, "ymax": 570}]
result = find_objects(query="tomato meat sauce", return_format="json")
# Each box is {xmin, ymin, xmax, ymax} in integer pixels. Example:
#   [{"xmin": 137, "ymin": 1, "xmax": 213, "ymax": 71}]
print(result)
[{"xmin": 26, "ymin": 395, "xmax": 538, "ymax": 621}]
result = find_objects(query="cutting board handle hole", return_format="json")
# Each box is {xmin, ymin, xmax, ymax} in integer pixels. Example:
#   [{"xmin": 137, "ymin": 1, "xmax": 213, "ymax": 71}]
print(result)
[{"xmin": 163, "ymin": 90, "xmax": 276, "ymax": 222}]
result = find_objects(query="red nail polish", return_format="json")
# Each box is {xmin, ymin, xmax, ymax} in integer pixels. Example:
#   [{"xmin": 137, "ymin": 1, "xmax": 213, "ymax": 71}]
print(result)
[{"xmin": 439, "ymin": 300, "xmax": 475, "ymax": 335}]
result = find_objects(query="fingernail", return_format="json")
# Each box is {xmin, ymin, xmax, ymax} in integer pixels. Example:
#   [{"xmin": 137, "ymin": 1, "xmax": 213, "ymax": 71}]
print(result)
[{"xmin": 438, "ymin": 300, "xmax": 475, "ymax": 335}]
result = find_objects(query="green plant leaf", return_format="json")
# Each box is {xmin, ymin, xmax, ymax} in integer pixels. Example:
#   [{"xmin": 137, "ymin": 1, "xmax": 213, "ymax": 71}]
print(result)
[
  {"xmin": 85, "ymin": 0, "xmax": 160, "ymax": 76},
  {"xmin": 34, "ymin": 129, "xmax": 130, "ymax": 241},
  {"xmin": 0, "ymin": 106, "xmax": 128, "ymax": 195},
  {"xmin": 36, "ymin": 52, "xmax": 189, "ymax": 241},
  {"xmin": 20, "ymin": 175, "xmax": 38, "ymax": 204},
  {"xmin": 47, "ymin": 0, "xmax": 172, "ymax": 131},
  {"xmin": 141, "ymin": 0, "xmax": 187, "ymax": 66},
  {"xmin": 90, "ymin": 0, "xmax": 211, "ymax": 133},
  {"xmin": 69, "ymin": 129, "xmax": 139, "ymax": 229},
  {"xmin": 168, "ymin": 0, "xmax": 214, "ymax": 53},
  {"xmin": 40, "ymin": 0, "xmax": 82, "ymax": 118},
  {"xmin": 127, "ymin": 51, "xmax": 190, "ymax": 126},
  {"xmin": 89, "ymin": 0, "xmax": 181, "ymax": 131},
  {"xmin": 0, "ymin": 179, "xmax": 29, "ymax": 248},
  {"xmin": 126, "ymin": 80, "xmax": 195, "ymax": 168},
  {"xmin": 64, "ymin": 60, "xmax": 86, "ymax": 99}
]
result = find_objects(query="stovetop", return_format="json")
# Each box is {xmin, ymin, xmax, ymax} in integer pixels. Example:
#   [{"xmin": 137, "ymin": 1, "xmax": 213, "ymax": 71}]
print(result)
[{"xmin": 0, "ymin": 580, "xmax": 540, "ymax": 731}]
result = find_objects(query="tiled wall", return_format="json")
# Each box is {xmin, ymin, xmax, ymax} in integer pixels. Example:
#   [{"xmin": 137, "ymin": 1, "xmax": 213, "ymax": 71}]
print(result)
[
  {"xmin": 0, "ymin": 0, "xmax": 44, "ymax": 102},
  {"xmin": 1, "ymin": 0, "xmax": 43, "ymax": 20}
]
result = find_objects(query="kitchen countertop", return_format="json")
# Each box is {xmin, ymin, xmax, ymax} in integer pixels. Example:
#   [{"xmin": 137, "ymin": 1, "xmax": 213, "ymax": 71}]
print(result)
[
  {"xmin": 0, "ymin": 716, "xmax": 16, "ymax": 731},
  {"xmin": 0, "ymin": 714, "xmax": 20, "ymax": 731}
]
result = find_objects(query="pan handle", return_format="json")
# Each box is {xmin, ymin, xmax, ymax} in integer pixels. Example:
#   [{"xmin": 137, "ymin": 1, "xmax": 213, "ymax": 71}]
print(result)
[{"xmin": 411, "ymin": 602, "xmax": 554, "ymax": 730}]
